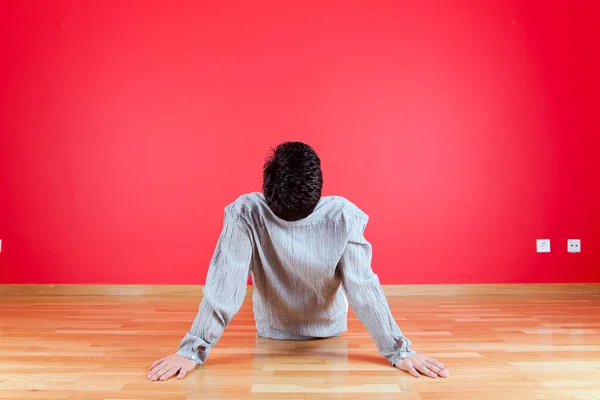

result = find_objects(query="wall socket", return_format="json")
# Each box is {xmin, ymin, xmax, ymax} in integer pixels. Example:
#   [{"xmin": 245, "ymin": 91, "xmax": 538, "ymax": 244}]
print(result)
[
  {"xmin": 536, "ymin": 239, "xmax": 551, "ymax": 253},
  {"xmin": 567, "ymin": 239, "xmax": 581, "ymax": 253}
]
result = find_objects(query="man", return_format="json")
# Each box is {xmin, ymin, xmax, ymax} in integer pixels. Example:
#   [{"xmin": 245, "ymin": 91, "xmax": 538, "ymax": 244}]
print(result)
[{"xmin": 148, "ymin": 142, "xmax": 448, "ymax": 381}]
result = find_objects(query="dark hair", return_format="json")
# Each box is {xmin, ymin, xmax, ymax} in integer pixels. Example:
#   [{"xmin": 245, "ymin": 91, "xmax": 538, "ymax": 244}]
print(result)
[{"xmin": 263, "ymin": 142, "xmax": 323, "ymax": 221}]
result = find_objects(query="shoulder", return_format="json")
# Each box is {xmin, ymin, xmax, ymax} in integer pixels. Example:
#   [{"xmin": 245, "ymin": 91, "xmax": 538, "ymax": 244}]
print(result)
[
  {"xmin": 224, "ymin": 192, "xmax": 276, "ymax": 226},
  {"xmin": 327, "ymin": 196, "xmax": 370, "ymax": 237},
  {"xmin": 219, "ymin": 193, "xmax": 265, "ymax": 233},
  {"xmin": 320, "ymin": 196, "xmax": 369, "ymax": 225},
  {"xmin": 224, "ymin": 192, "xmax": 265, "ymax": 217}
]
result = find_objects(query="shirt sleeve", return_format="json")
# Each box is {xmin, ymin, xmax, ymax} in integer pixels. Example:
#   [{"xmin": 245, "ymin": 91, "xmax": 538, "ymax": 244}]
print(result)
[
  {"xmin": 176, "ymin": 208, "xmax": 253, "ymax": 364},
  {"xmin": 337, "ymin": 211, "xmax": 416, "ymax": 366}
]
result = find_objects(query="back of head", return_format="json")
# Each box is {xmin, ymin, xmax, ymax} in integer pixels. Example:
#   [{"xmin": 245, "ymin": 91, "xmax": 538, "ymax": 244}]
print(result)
[{"xmin": 263, "ymin": 142, "xmax": 323, "ymax": 221}]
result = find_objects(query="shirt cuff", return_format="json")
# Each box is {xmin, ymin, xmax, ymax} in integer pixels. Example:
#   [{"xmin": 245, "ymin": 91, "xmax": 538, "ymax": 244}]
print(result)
[
  {"xmin": 176, "ymin": 349, "xmax": 202, "ymax": 364},
  {"xmin": 177, "ymin": 332, "xmax": 210, "ymax": 365}
]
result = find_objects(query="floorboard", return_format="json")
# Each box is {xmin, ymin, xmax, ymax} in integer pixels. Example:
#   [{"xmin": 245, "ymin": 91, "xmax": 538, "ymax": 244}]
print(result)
[{"xmin": 1, "ymin": 293, "xmax": 600, "ymax": 399}]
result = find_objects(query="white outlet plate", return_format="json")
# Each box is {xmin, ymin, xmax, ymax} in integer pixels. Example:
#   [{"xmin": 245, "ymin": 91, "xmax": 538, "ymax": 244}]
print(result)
[
  {"xmin": 537, "ymin": 239, "xmax": 550, "ymax": 253},
  {"xmin": 567, "ymin": 239, "xmax": 581, "ymax": 253}
]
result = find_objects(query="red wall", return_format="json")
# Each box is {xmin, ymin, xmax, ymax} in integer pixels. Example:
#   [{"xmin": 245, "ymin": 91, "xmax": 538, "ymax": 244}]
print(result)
[{"xmin": 1, "ymin": 1, "xmax": 599, "ymax": 285}]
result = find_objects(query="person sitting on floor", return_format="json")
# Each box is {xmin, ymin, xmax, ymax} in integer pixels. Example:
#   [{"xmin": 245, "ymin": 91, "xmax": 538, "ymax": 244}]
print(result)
[{"xmin": 148, "ymin": 141, "xmax": 449, "ymax": 381}]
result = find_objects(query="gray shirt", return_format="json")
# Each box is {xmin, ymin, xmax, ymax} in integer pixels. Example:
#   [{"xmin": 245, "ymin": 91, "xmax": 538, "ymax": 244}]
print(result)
[{"xmin": 177, "ymin": 193, "xmax": 415, "ymax": 366}]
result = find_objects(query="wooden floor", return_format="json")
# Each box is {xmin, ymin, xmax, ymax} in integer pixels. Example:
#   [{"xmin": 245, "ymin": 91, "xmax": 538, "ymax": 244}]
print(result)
[{"xmin": 1, "ymin": 293, "xmax": 600, "ymax": 400}]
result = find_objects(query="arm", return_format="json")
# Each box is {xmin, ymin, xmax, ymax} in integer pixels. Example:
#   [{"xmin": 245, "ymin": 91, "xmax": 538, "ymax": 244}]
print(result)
[
  {"xmin": 177, "ymin": 209, "xmax": 253, "ymax": 364},
  {"xmin": 149, "ymin": 208, "xmax": 252, "ymax": 380},
  {"xmin": 337, "ymin": 211, "xmax": 415, "ymax": 366},
  {"xmin": 338, "ymin": 211, "xmax": 448, "ymax": 378}
]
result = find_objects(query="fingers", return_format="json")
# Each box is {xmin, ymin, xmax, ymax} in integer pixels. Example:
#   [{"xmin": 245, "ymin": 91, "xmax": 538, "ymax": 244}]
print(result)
[
  {"xmin": 148, "ymin": 367, "xmax": 165, "ymax": 381},
  {"xmin": 407, "ymin": 366, "xmax": 420, "ymax": 378},
  {"xmin": 426, "ymin": 362, "xmax": 448, "ymax": 378},
  {"xmin": 149, "ymin": 363, "xmax": 172, "ymax": 381},
  {"xmin": 178, "ymin": 367, "xmax": 191, "ymax": 379},
  {"xmin": 395, "ymin": 360, "xmax": 421, "ymax": 378},
  {"xmin": 425, "ymin": 357, "xmax": 446, "ymax": 371},
  {"xmin": 159, "ymin": 365, "xmax": 179, "ymax": 381},
  {"xmin": 416, "ymin": 364, "xmax": 438, "ymax": 378},
  {"xmin": 396, "ymin": 354, "xmax": 449, "ymax": 379},
  {"xmin": 424, "ymin": 356, "xmax": 449, "ymax": 377},
  {"xmin": 149, "ymin": 357, "xmax": 166, "ymax": 370},
  {"xmin": 148, "ymin": 364, "xmax": 162, "ymax": 380}
]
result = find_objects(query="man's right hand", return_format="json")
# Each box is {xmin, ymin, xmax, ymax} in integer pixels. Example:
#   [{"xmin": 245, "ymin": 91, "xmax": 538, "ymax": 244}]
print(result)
[
  {"xmin": 148, "ymin": 354, "xmax": 197, "ymax": 381},
  {"xmin": 394, "ymin": 353, "xmax": 448, "ymax": 378}
]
